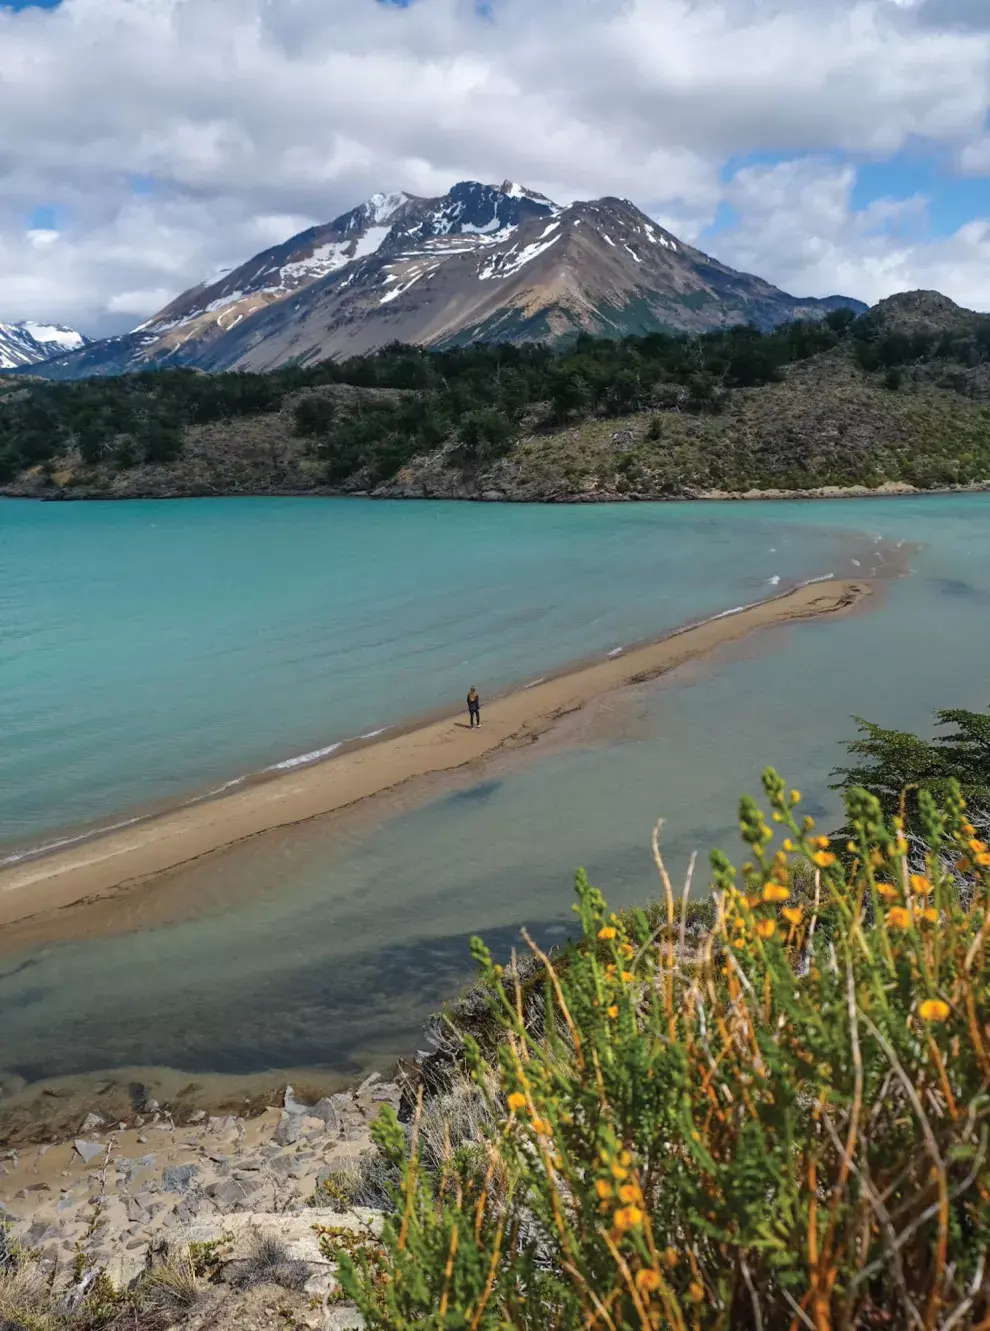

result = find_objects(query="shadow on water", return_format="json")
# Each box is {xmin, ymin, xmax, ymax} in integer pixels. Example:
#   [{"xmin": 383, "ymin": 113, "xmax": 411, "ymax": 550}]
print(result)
[
  {"xmin": 437, "ymin": 779, "xmax": 504, "ymax": 807},
  {"xmin": 0, "ymin": 917, "xmax": 569, "ymax": 1086}
]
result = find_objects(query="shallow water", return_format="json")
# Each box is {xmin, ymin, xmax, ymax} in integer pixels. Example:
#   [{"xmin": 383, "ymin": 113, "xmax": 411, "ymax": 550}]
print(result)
[
  {"xmin": 0, "ymin": 496, "xmax": 864, "ymax": 849},
  {"xmin": 2, "ymin": 494, "xmax": 990, "ymax": 1089}
]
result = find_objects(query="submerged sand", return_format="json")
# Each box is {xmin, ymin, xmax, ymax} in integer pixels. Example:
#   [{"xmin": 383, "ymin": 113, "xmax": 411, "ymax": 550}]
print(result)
[{"xmin": 0, "ymin": 579, "xmax": 870, "ymax": 933}]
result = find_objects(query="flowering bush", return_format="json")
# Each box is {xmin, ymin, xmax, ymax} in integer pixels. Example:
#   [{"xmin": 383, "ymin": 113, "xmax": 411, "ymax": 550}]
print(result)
[{"xmin": 340, "ymin": 772, "xmax": 990, "ymax": 1329}]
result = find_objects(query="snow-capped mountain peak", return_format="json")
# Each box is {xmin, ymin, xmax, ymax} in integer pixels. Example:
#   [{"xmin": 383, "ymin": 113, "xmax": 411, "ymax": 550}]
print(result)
[{"xmin": 0, "ymin": 320, "xmax": 88, "ymax": 370}]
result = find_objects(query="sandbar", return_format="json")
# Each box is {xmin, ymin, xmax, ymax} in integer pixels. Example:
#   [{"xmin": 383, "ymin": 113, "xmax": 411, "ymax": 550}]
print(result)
[{"xmin": 0, "ymin": 579, "xmax": 870, "ymax": 932}]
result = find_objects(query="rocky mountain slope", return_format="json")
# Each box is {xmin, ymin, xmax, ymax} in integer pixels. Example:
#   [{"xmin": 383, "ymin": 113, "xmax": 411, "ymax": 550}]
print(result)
[
  {"xmin": 0, "ymin": 320, "xmax": 87, "ymax": 370},
  {"xmin": 27, "ymin": 180, "xmax": 864, "ymax": 380}
]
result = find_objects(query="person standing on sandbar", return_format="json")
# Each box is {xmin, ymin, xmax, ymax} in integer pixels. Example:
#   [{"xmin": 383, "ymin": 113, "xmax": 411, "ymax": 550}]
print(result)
[{"xmin": 467, "ymin": 686, "xmax": 481, "ymax": 727}]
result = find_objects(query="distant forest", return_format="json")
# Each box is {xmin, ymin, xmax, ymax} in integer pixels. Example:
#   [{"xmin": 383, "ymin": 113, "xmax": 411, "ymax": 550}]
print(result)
[{"xmin": 2, "ymin": 305, "xmax": 989, "ymax": 488}]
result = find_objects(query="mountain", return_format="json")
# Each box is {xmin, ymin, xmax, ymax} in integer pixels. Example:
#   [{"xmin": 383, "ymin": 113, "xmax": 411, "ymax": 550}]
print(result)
[
  {"xmin": 0, "ymin": 321, "xmax": 88, "ymax": 370},
  {"xmin": 27, "ymin": 181, "xmax": 865, "ymax": 381}
]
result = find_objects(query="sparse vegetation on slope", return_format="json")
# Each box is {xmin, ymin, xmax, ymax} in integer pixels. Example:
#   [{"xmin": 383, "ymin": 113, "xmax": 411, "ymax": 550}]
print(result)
[{"xmin": 1, "ymin": 292, "xmax": 989, "ymax": 501}]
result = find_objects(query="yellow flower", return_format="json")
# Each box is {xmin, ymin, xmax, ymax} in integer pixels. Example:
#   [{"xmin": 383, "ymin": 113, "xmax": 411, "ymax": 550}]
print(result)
[
  {"xmin": 919, "ymin": 998, "xmax": 951, "ymax": 1023},
  {"xmin": 870, "ymin": 849, "xmax": 885, "ymax": 869},
  {"xmin": 782, "ymin": 838, "xmax": 795, "ymax": 852},
  {"xmin": 595, "ymin": 1179, "xmax": 612, "ymax": 1200},
  {"xmin": 610, "ymin": 1160, "xmax": 629, "ymax": 1181},
  {"xmin": 598, "ymin": 925, "xmax": 617, "ymax": 940},
  {"xmin": 613, "ymin": 1205, "xmax": 643, "ymax": 1232},
  {"xmin": 813, "ymin": 850, "xmax": 836, "ymax": 869},
  {"xmin": 962, "ymin": 821, "xmax": 976, "ymax": 836},
  {"xmin": 688, "ymin": 1281, "xmax": 706, "ymax": 1303},
  {"xmin": 762, "ymin": 883, "xmax": 789, "ymax": 903},
  {"xmin": 607, "ymin": 1005, "xmax": 619, "ymax": 1019},
  {"xmin": 662, "ymin": 1247, "xmax": 678, "ymax": 1269},
  {"xmin": 620, "ymin": 971, "xmax": 634, "ymax": 983},
  {"xmin": 618, "ymin": 1183, "xmax": 641, "ymax": 1204},
  {"xmin": 887, "ymin": 906, "xmax": 911, "ymax": 930},
  {"xmin": 530, "ymin": 1118, "xmax": 552, "ymax": 1136},
  {"xmin": 507, "ymin": 1092, "xmax": 527, "ymax": 1112},
  {"xmin": 755, "ymin": 919, "xmax": 776, "ymax": 940},
  {"xmin": 977, "ymin": 853, "xmax": 990, "ymax": 868},
  {"xmin": 910, "ymin": 874, "xmax": 932, "ymax": 896},
  {"xmin": 919, "ymin": 907, "xmax": 939, "ymax": 924},
  {"xmin": 618, "ymin": 943, "xmax": 634, "ymax": 959},
  {"xmin": 635, "ymin": 1269, "xmax": 663, "ymax": 1294},
  {"xmin": 813, "ymin": 836, "xmax": 831, "ymax": 850},
  {"xmin": 790, "ymin": 790, "xmax": 801, "ymax": 804},
  {"xmin": 969, "ymin": 839, "xmax": 988, "ymax": 855},
  {"xmin": 782, "ymin": 906, "xmax": 803, "ymax": 926},
  {"xmin": 876, "ymin": 881, "xmax": 899, "ymax": 900}
]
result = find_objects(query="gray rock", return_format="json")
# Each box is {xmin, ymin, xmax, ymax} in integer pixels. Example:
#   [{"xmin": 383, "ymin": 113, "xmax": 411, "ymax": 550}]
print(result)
[
  {"xmin": 73, "ymin": 1140, "xmax": 103, "ymax": 1165},
  {"xmin": 161, "ymin": 1164, "xmax": 199, "ymax": 1194},
  {"xmin": 208, "ymin": 1178, "xmax": 260, "ymax": 1207},
  {"xmin": 126, "ymin": 1197, "xmax": 146, "ymax": 1224},
  {"xmin": 188, "ymin": 1109, "xmax": 206, "ymax": 1123},
  {"xmin": 310, "ymin": 1098, "xmax": 339, "ymax": 1133},
  {"xmin": 233, "ymin": 1156, "xmax": 264, "ymax": 1172},
  {"xmin": 371, "ymin": 1082, "xmax": 399, "ymax": 1102},
  {"xmin": 357, "ymin": 1072, "xmax": 381, "ymax": 1095},
  {"xmin": 284, "ymin": 1084, "xmax": 309, "ymax": 1116},
  {"xmin": 143, "ymin": 1098, "xmax": 161, "ymax": 1114},
  {"xmin": 273, "ymin": 1112, "xmax": 301, "ymax": 1147},
  {"xmin": 205, "ymin": 1151, "xmax": 230, "ymax": 1165}
]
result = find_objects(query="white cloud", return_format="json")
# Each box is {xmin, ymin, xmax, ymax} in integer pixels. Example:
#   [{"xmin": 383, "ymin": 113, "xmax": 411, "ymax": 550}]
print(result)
[
  {"xmin": 713, "ymin": 157, "xmax": 990, "ymax": 309},
  {"xmin": 0, "ymin": 0, "xmax": 987, "ymax": 334}
]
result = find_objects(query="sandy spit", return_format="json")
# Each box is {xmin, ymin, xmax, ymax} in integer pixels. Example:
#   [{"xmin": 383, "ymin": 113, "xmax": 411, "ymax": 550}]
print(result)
[{"xmin": 0, "ymin": 579, "xmax": 870, "ymax": 932}]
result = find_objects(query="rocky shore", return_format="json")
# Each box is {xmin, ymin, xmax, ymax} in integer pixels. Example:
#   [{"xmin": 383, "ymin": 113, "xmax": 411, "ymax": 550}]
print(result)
[{"xmin": 0, "ymin": 1077, "xmax": 402, "ymax": 1329}]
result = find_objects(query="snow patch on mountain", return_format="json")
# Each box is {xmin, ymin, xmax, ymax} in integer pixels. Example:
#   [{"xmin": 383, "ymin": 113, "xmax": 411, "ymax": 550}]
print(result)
[{"xmin": 0, "ymin": 320, "xmax": 88, "ymax": 369}]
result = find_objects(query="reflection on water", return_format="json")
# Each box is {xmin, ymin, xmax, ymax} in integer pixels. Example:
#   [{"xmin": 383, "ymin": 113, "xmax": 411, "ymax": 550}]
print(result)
[{"xmin": 4, "ymin": 496, "xmax": 990, "ymax": 1096}]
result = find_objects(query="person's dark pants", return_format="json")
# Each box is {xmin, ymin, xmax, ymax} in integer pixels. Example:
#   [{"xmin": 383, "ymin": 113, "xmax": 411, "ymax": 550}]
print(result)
[{"xmin": 469, "ymin": 706, "xmax": 480, "ymax": 726}]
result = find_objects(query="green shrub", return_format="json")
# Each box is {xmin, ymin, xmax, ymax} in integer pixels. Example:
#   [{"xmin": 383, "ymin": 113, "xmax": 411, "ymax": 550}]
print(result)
[{"xmin": 340, "ymin": 772, "xmax": 990, "ymax": 1328}]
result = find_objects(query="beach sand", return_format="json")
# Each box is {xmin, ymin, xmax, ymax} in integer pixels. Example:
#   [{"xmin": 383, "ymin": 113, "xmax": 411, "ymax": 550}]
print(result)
[{"xmin": 0, "ymin": 579, "xmax": 870, "ymax": 934}]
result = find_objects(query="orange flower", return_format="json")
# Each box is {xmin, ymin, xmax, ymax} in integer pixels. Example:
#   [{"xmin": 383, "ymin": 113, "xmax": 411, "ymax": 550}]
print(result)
[
  {"xmin": 618, "ymin": 1183, "xmax": 641, "ymax": 1204},
  {"xmin": 813, "ymin": 850, "xmax": 836, "ymax": 869},
  {"xmin": 607, "ymin": 1005, "xmax": 619, "ymax": 1019},
  {"xmin": 919, "ymin": 907, "xmax": 939, "ymax": 925},
  {"xmin": 507, "ymin": 1092, "xmax": 527, "ymax": 1112},
  {"xmin": 613, "ymin": 1205, "xmax": 643, "ymax": 1232},
  {"xmin": 662, "ymin": 1247, "xmax": 678, "ymax": 1269},
  {"xmin": 813, "ymin": 836, "xmax": 831, "ymax": 851},
  {"xmin": 782, "ymin": 906, "xmax": 803, "ymax": 926},
  {"xmin": 910, "ymin": 874, "xmax": 932, "ymax": 896},
  {"xmin": 620, "ymin": 971, "xmax": 634, "ymax": 983},
  {"xmin": 618, "ymin": 943, "xmax": 635, "ymax": 959},
  {"xmin": 635, "ymin": 1270, "xmax": 663, "ymax": 1294},
  {"xmin": 762, "ymin": 883, "xmax": 789, "ymax": 903},
  {"xmin": 595, "ymin": 1179, "xmax": 612, "ymax": 1200},
  {"xmin": 755, "ymin": 919, "xmax": 777, "ymax": 940},
  {"xmin": 919, "ymin": 998, "xmax": 951, "ymax": 1023},
  {"xmin": 530, "ymin": 1118, "xmax": 552, "ymax": 1136},
  {"xmin": 887, "ymin": 906, "xmax": 911, "ymax": 930},
  {"xmin": 598, "ymin": 926, "xmax": 617, "ymax": 941},
  {"xmin": 688, "ymin": 1281, "xmax": 706, "ymax": 1303},
  {"xmin": 977, "ymin": 853, "xmax": 990, "ymax": 868},
  {"xmin": 970, "ymin": 839, "xmax": 988, "ymax": 855},
  {"xmin": 876, "ymin": 881, "xmax": 899, "ymax": 900}
]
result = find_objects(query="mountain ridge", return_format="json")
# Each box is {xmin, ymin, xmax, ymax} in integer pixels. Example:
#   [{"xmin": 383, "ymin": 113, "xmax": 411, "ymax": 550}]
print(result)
[
  {"xmin": 24, "ymin": 181, "xmax": 865, "ymax": 381},
  {"xmin": 0, "ymin": 320, "xmax": 88, "ymax": 370}
]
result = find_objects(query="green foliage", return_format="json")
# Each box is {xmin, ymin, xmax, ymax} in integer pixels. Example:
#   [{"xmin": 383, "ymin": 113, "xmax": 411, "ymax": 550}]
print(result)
[
  {"xmin": 339, "ymin": 774, "xmax": 990, "ymax": 1328},
  {"xmin": 833, "ymin": 707, "xmax": 990, "ymax": 828}
]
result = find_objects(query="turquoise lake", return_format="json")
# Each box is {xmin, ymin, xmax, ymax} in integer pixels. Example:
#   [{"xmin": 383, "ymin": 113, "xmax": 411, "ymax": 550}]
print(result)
[{"xmin": 2, "ymin": 494, "xmax": 990, "ymax": 1090}]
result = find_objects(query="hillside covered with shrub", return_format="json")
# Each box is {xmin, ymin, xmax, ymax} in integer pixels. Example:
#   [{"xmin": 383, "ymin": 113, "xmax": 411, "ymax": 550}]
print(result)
[{"xmin": 1, "ymin": 290, "xmax": 989, "ymax": 501}]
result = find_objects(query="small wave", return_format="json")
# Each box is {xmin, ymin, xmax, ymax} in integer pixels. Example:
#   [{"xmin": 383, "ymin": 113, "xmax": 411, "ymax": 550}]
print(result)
[
  {"xmin": 0, "ymin": 816, "xmax": 144, "ymax": 868},
  {"xmin": 768, "ymin": 575, "xmax": 781, "ymax": 586},
  {"xmin": 525, "ymin": 677, "xmax": 546, "ymax": 689},
  {"xmin": 359, "ymin": 727, "xmax": 388, "ymax": 741},
  {"xmin": 607, "ymin": 647, "xmax": 624, "ymax": 659},
  {"xmin": 850, "ymin": 559, "xmax": 861, "ymax": 567},
  {"xmin": 266, "ymin": 743, "xmax": 343, "ymax": 772}
]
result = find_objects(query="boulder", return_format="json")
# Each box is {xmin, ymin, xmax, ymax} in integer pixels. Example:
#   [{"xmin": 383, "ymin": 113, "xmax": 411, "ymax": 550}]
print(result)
[
  {"xmin": 73, "ymin": 1141, "xmax": 103, "ymax": 1165},
  {"xmin": 273, "ymin": 1113, "xmax": 300, "ymax": 1147},
  {"xmin": 161, "ymin": 1164, "xmax": 199, "ymax": 1194}
]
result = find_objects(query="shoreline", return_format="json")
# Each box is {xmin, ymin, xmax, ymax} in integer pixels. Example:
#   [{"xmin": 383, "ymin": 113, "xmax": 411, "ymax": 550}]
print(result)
[
  {"xmin": 0, "ymin": 577, "xmax": 871, "ymax": 934},
  {"xmin": 3, "ymin": 480, "xmax": 990, "ymax": 504}
]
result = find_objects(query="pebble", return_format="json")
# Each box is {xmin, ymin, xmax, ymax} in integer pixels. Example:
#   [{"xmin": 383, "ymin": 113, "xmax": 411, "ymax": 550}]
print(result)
[{"xmin": 79, "ymin": 1113, "xmax": 105, "ymax": 1132}]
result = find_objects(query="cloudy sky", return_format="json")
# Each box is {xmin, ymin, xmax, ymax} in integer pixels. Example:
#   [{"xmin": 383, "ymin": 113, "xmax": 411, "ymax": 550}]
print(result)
[{"xmin": 1, "ymin": 0, "xmax": 988, "ymax": 337}]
